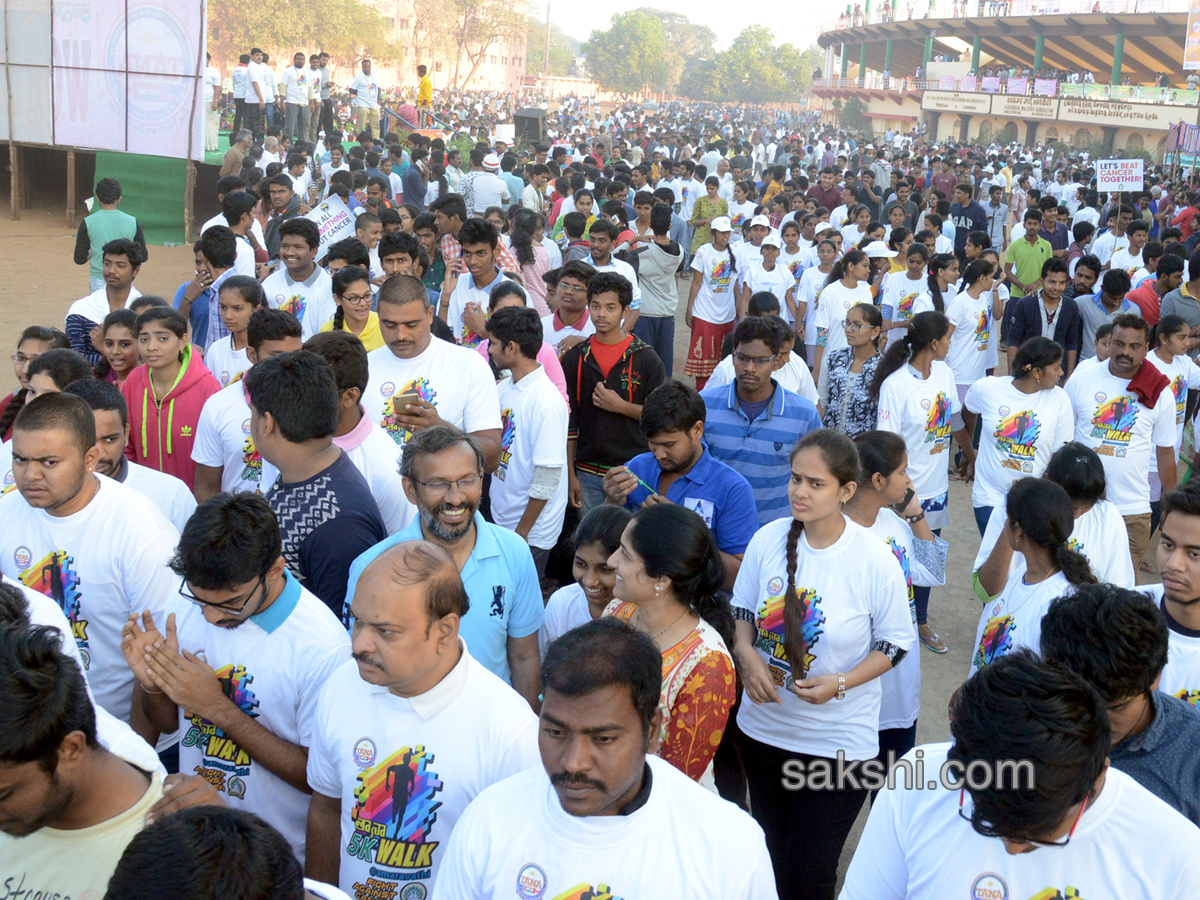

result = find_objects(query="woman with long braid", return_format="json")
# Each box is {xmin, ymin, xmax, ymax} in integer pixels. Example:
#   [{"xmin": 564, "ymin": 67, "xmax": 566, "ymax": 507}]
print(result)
[{"xmin": 730, "ymin": 429, "xmax": 913, "ymax": 900}]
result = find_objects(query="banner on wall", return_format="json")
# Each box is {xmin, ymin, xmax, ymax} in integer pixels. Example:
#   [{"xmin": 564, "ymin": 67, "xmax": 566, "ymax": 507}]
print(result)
[
  {"xmin": 1186, "ymin": 1, "xmax": 1200, "ymax": 70},
  {"xmin": 0, "ymin": 0, "xmax": 206, "ymax": 160},
  {"xmin": 1007, "ymin": 77, "xmax": 1028, "ymax": 95},
  {"xmin": 939, "ymin": 76, "xmax": 956, "ymax": 90},
  {"xmin": 1096, "ymin": 158, "xmax": 1144, "ymax": 192},
  {"xmin": 981, "ymin": 76, "xmax": 1001, "ymax": 93},
  {"xmin": 961, "ymin": 75, "xmax": 978, "ymax": 92},
  {"xmin": 1034, "ymin": 78, "xmax": 1058, "ymax": 96}
]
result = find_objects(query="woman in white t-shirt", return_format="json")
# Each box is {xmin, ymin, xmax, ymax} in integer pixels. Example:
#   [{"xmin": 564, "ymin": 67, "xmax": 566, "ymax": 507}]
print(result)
[
  {"xmin": 944, "ymin": 258, "xmax": 997, "ymax": 433},
  {"xmin": 872, "ymin": 311, "xmax": 975, "ymax": 654},
  {"xmin": 727, "ymin": 181, "xmax": 757, "ymax": 245},
  {"xmin": 798, "ymin": 238, "xmax": 837, "ymax": 365},
  {"xmin": 846, "ymin": 430, "xmax": 948, "ymax": 765},
  {"xmin": 972, "ymin": 477, "xmax": 1097, "ymax": 676},
  {"xmin": 1147, "ymin": 314, "xmax": 1200, "ymax": 538},
  {"xmin": 840, "ymin": 204, "xmax": 871, "ymax": 248},
  {"xmin": 813, "ymin": 247, "xmax": 872, "ymax": 377},
  {"xmin": 731, "ymin": 429, "xmax": 912, "ymax": 900},
  {"xmin": 539, "ymin": 504, "xmax": 630, "ymax": 658},
  {"xmin": 926, "ymin": 252, "xmax": 959, "ymax": 316},
  {"xmin": 880, "ymin": 243, "xmax": 932, "ymax": 350}
]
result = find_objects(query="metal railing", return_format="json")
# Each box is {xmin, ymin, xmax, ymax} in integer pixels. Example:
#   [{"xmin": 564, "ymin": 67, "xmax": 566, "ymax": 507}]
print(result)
[
  {"xmin": 812, "ymin": 75, "xmax": 1200, "ymax": 105},
  {"xmin": 820, "ymin": 0, "xmax": 1188, "ymax": 32}
]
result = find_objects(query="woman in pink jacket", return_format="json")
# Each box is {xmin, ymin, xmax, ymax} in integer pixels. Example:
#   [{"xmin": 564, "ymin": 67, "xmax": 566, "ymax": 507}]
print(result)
[{"xmin": 121, "ymin": 307, "xmax": 221, "ymax": 489}]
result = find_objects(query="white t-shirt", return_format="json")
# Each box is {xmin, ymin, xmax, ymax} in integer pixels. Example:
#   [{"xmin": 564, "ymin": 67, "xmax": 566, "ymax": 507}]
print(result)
[
  {"xmin": 970, "ymin": 570, "xmax": 1072, "ymax": 676},
  {"xmin": 320, "ymin": 160, "xmax": 349, "ymax": 182},
  {"xmin": 876, "ymin": 362, "xmax": 960, "ymax": 530},
  {"xmin": 538, "ymin": 582, "xmax": 594, "ymax": 659},
  {"xmin": 864, "ymin": 510, "xmax": 945, "ymax": 732},
  {"xmin": 733, "ymin": 241, "xmax": 764, "ymax": 290},
  {"xmin": 983, "ymin": 282, "xmax": 1009, "ymax": 369},
  {"xmin": 306, "ymin": 646, "xmax": 541, "ymax": 897},
  {"xmin": 974, "ymin": 498, "xmax": 1134, "ymax": 588},
  {"xmin": 731, "ymin": 516, "xmax": 913, "ymax": 759},
  {"xmin": 231, "ymin": 64, "xmax": 247, "ymax": 100},
  {"xmin": 689, "ymin": 243, "xmax": 738, "ymax": 325},
  {"xmin": 1109, "ymin": 246, "xmax": 1144, "ymax": 278},
  {"xmin": 1147, "ymin": 350, "xmax": 1200, "ymax": 452},
  {"xmin": 588, "ymin": 255, "xmax": 643, "ymax": 308},
  {"xmin": 245, "ymin": 60, "xmax": 266, "ymax": 101},
  {"xmin": 779, "ymin": 246, "xmax": 810, "ymax": 285},
  {"xmin": 172, "ymin": 572, "xmax": 350, "ymax": 860},
  {"xmin": 943, "ymin": 290, "xmax": 993, "ymax": 386},
  {"xmin": 364, "ymin": 338, "xmax": 503, "ymax": 449},
  {"xmin": 121, "ymin": 462, "xmax": 198, "ymax": 535},
  {"xmin": 1090, "ymin": 229, "xmax": 1130, "ymax": 267},
  {"xmin": 337, "ymin": 413, "xmax": 415, "ymax": 536},
  {"xmin": 446, "ymin": 270, "xmax": 510, "ymax": 348},
  {"xmin": 964, "ymin": 377, "xmax": 1074, "ymax": 508},
  {"xmin": 0, "ymin": 475, "xmax": 179, "ymax": 723},
  {"xmin": 492, "ymin": 367, "xmax": 568, "ymax": 550},
  {"xmin": 282, "ymin": 65, "xmax": 311, "ymax": 105},
  {"xmin": 203, "ymin": 335, "xmax": 252, "ymax": 387},
  {"xmin": 261, "ymin": 267, "xmax": 335, "ymax": 340},
  {"xmin": 880, "ymin": 274, "xmax": 934, "ymax": 350},
  {"xmin": 1143, "ymin": 584, "xmax": 1200, "ymax": 706},
  {"xmin": 1064, "ymin": 361, "xmax": 1177, "ymax": 514},
  {"xmin": 470, "ymin": 172, "xmax": 510, "ymax": 212},
  {"xmin": 728, "ymin": 200, "xmax": 757, "ymax": 241},
  {"xmin": 815, "ymin": 280, "xmax": 873, "ymax": 362},
  {"xmin": 798, "ymin": 266, "xmax": 833, "ymax": 341},
  {"xmin": 431, "ymin": 754, "xmax": 776, "ymax": 900},
  {"xmin": 192, "ymin": 381, "xmax": 263, "ymax": 494},
  {"xmin": 540, "ymin": 311, "xmax": 595, "ymax": 352},
  {"xmin": 348, "ymin": 71, "xmax": 379, "ymax": 108},
  {"xmin": 742, "ymin": 262, "xmax": 796, "ymax": 319},
  {"xmin": 840, "ymin": 744, "xmax": 1200, "ymax": 900},
  {"xmin": 204, "ymin": 65, "xmax": 221, "ymax": 104},
  {"xmin": 706, "ymin": 353, "xmax": 819, "ymax": 404}
]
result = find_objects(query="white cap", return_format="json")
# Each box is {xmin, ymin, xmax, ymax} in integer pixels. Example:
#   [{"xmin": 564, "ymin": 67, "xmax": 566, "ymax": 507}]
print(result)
[
  {"xmin": 814, "ymin": 221, "xmax": 832, "ymax": 234},
  {"xmin": 863, "ymin": 240, "xmax": 898, "ymax": 258},
  {"xmin": 483, "ymin": 153, "xmax": 500, "ymax": 171},
  {"xmin": 761, "ymin": 233, "xmax": 782, "ymax": 249},
  {"xmin": 750, "ymin": 214, "xmax": 772, "ymax": 229},
  {"xmin": 710, "ymin": 216, "xmax": 733, "ymax": 232}
]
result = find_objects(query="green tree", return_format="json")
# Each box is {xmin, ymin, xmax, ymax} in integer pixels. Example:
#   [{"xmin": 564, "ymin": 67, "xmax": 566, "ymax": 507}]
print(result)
[
  {"xmin": 582, "ymin": 10, "xmax": 670, "ymax": 96},
  {"xmin": 631, "ymin": 8, "xmax": 716, "ymax": 93},
  {"xmin": 527, "ymin": 18, "xmax": 576, "ymax": 76},
  {"xmin": 446, "ymin": 0, "xmax": 529, "ymax": 89}
]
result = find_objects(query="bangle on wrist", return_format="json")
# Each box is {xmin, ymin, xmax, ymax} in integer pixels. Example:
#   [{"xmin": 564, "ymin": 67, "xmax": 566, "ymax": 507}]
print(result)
[
  {"xmin": 142, "ymin": 685, "xmax": 164, "ymax": 695},
  {"xmin": 905, "ymin": 510, "xmax": 925, "ymax": 523},
  {"xmin": 835, "ymin": 672, "xmax": 847, "ymax": 701}
]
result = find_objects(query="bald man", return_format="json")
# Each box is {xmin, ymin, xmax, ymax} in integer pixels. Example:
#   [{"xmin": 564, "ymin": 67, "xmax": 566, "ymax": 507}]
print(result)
[{"xmin": 304, "ymin": 540, "xmax": 539, "ymax": 895}]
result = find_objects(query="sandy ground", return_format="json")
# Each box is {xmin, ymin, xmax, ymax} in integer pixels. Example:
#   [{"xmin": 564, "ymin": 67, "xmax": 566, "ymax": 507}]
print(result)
[{"xmin": 1, "ymin": 204, "xmax": 986, "ymax": 885}]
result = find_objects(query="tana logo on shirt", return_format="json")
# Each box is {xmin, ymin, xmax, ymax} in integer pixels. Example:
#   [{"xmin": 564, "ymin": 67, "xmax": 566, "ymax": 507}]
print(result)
[
  {"xmin": 922, "ymin": 392, "xmax": 953, "ymax": 449},
  {"xmin": 275, "ymin": 293, "xmax": 307, "ymax": 322},
  {"xmin": 347, "ymin": 745, "xmax": 444, "ymax": 895},
  {"xmin": 974, "ymin": 603, "xmax": 1015, "ymax": 671},
  {"xmin": 755, "ymin": 578, "xmax": 826, "ymax": 690},
  {"xmin": 18, "ymin": 549, "xmax": 87, "ymax": 664},
  {"xmin": 1088, "ymin": 392, "xmax": 1137, "ymax": 456},
  {"xmin": 380, "ymin": 378, "xmax": 437, "ymax": 445},
  {"xmin": 183, "ymin": 663, "xmax": 259, "ymax": 797},
  {"xmin": 993, "ymin": 407, "xmax": 1040, "ymax": 473},
  {"xmin": 241, "ymin": 418, "xmax": 262, "ymax": 484},
  {"xmin": 971, "ymin": 309, "xmax": 990, "ymax": 348},
  {"xmin": 497, "ymin": 408, "xmax": 515, "ymax": 480}
]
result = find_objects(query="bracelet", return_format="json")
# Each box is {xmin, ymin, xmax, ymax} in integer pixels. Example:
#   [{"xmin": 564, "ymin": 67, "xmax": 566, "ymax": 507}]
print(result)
[
  {"xmin": 835, "ymin": 672, "xmax": 847, "ymax": 701},
  {"xmin": 142, "ymin": 685, "xmax": 164, "ymax": 695},
  {"xmin": 905, "ymin": 511, "xmax": 925, "ymax": 523}
]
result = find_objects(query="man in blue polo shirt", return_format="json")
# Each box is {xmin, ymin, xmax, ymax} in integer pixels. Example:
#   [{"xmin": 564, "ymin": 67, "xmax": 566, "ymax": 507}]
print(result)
[
  {"xmin": 344, "ymin": 425, "xmax": 543, "ymax": 709},
  {"xmin": 602, "ymin": 380, "xmax": 758, "ymax": 589},
  {"xmin": 700, "ymin": 317, "xmax": 823, "ymax": 526}
]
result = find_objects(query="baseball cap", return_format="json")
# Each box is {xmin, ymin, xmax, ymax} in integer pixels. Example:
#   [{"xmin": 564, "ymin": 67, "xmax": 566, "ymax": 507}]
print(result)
[
  {"xmin": 761, "ymin": 234, "xmax": 782, "ymax": 249},
  {"xmin": 863, "ymin": 240, "xmax": 898, "ymax": 258},
  {"xmin": 710, "ymin": 216, "xmax": 733, "ymax": 232},
  {"xmin": 750, "ymin": 214, "xmax": 772, "ymax": 229}
]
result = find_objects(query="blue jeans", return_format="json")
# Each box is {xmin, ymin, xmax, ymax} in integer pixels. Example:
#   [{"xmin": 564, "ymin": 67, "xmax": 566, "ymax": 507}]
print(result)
[
  {"xmin": 973, "ymin": 505, "xmax": 993, "ymax": 537},
  {"xmin": 633, "ymin": 315, "xmax": 676, "ymax": 378},
  {"xmin": 576, "ymin": 471, "xmax": 606, "ymax": 513}
]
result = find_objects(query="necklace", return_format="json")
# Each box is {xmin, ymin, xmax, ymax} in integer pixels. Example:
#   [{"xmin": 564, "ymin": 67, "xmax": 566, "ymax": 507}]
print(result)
[{"xmin": 640, "ymin": 608, "xmax": 690, "ymax": 641}]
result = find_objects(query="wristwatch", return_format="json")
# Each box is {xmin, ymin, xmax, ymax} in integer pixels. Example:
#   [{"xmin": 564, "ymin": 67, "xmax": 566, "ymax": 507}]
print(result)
[
  {"xmin": 835, "ymin": 672, "xmax": 847, "ymax": 701},
  {"xmin": 905, "ymin": 510, "xmax": 926, "ymax": 524}
]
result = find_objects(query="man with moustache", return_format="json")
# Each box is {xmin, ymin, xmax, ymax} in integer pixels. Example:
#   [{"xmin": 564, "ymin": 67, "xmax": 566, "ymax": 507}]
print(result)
[{"xmin": 344, "ymin": 426, "xmax": 544, "ymax": 709}]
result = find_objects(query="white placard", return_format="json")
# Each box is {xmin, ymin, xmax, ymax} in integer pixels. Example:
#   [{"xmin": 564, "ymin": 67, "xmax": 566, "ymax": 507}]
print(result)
[
  {"xmin": 305, "ymin": 195, "xmax": 356, "ymax": 261},
  {"xmin": 1096, "ymin": 158, "xmax": 1145, "ymax": 193}
]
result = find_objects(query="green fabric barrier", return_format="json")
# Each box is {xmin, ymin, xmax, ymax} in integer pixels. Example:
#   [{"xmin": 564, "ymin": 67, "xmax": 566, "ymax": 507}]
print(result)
[{"xmin": 92, "ymin": 151, "xmax": 188, "ymax": 245}]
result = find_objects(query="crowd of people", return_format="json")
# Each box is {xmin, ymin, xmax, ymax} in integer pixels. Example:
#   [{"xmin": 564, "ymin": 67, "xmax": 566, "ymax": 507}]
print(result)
[{"xmin": 5, "ymin": 81, "xmax": 1200, "ymax": 900}]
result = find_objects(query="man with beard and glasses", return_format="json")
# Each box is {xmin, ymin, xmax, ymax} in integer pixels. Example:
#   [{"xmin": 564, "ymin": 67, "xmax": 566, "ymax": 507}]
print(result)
[
  {"xmin": 0, "ymin": 393, "xmax": 178, "ymax": 740},
  {"xmin": 432, "ymin": 619, "xmax": 775, "ymax": 899},
  {"xmin": 602, "ymin": 380, "xmax": 756, "ymax": 590},
  {"xmin": 121, "ymin": 493, "xmax": 348, "ymax": 861},
  {"xmin": 306, "ymin": 540, "xmax": 538, "ymax": 897},
  {"xmin": 0, "ymin": 625, "xmax": 165, "ymax": 895},
  {"xmin": 64, "ymin": 380, "xmax": 196, "ymax": 533},
  {"xmin": 344, "ymin": 426, "xmax": 544, "ymax": 709},
  {"xmin": 1145, "ymin": 483, "xmax": 1200, "ymax": 708}
]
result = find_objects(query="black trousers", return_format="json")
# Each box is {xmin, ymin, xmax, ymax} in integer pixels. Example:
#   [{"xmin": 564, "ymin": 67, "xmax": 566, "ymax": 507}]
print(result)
[
  {"xmin": 740, "ymin": 732, "xmax": 868, "ymax": 900},
  {"xmin": 232, "ymin": 98, "xmax": 245, "ymax": 136},
  {"xmin": 321, "ymin": 98, "xmax": 335, "ymax": 137}
]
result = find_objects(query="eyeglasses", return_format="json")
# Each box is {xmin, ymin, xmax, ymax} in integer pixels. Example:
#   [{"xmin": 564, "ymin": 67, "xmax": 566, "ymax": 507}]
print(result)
[
  {"xmin": 958, "ymin": 788, "xmax": 1089, "ymax": 848},
  {"xmin": 341, "ymin": 292, "xmax": 373, "ymax": 307},
  {"xmin": 559, "ymin": 283, "xmax": 587, "ymax": 295},
  {"xmin": 844, "ymin": 320, "xmax": 875, "ymax": 332},
  {"xmin": 11, "ymin": 353, "xmax": 37, "ymax": 366},
  {"xmin": 179, "ymin": 573, "xmax": 267, "ymax": 613},
  {"xmin": 733, "ymin": 352, "xmax": 777, "ymax": 367},
  {"xmin": 410, "ymin": 474, "xmax": 482, "ymax": 494}
]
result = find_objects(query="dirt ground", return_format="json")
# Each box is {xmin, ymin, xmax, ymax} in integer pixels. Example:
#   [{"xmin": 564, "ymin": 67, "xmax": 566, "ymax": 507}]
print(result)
[{"xmin": 1, "ymin": 199, "xmax": 994, "ymax": 885}]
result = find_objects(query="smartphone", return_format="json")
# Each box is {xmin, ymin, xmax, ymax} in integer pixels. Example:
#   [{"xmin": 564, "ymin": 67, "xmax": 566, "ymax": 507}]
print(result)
[
  {"xmin": 891, "ymin": 487, "xmax": 915, "ymax": 514},
  {"xmin": 392, "ymin": 391, "xmax": 423, "ymax": 415}
]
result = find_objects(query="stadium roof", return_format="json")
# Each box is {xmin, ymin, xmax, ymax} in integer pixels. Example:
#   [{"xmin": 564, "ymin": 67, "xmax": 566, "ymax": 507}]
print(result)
[{"xmin": 817, "ymin": 12, "xmax": 1188, "ymax": 83}]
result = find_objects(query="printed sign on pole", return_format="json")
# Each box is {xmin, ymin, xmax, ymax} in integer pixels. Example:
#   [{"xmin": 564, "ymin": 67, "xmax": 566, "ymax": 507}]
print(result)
[
  {"xmin": 305, "ymin": 195, "xmax": 356, "ymax": 261},
  {"xmin": 1096, "ymin": 158, "xmax": 1144, "ymax": 193}
]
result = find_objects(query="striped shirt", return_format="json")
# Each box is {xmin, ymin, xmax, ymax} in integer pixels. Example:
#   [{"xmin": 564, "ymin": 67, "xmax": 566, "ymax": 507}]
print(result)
[{"xmin": 699, "ymin": 380, "xmax": 823, "ymax": 527}]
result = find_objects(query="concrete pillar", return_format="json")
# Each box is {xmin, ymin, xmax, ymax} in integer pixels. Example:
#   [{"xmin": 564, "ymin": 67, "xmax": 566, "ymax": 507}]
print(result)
[
  {"xmin": 1025, "ymin": 120, "xmax": 1040, "ymax": 148},
  {"xmin": 860, "ymin": 43, "xmax": 868, "ymax": 86},
  {"xmin": 1111, "ymin": 33, "xmax": 1124, "ymax": 85},
  {"xmin": 958, "ymin": 113, "xmax": 972, "ymax": 142},
  {"xmin": 841, "ymin": 42, "xmax": 850, "ymax": 79},
  {"xmin": 971, "ymin": 36, "xmax": 981, "ymax": 73},
  {"xmin": 1033, "ymin": 34, "xmax": 1044, "ymax": 72},
  {"xmin": 1101, "ymin": 125, "xmax": 1119, "ymax": 154}
]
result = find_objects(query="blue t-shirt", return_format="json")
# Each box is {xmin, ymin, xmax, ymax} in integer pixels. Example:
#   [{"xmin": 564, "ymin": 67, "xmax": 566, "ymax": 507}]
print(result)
[
  {"xmin": 344, "ymin": 512, "xmax": 543, "ymax": 683},
  {"xmin": 623, "ymin": 446, "xmax": 758, "ymax": 556}
]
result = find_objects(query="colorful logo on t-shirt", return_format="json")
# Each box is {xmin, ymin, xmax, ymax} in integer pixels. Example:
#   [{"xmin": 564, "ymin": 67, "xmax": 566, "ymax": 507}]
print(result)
[
  {"xmin": 1174, "ymin": 688, "xmax": 1200, "ymax": 707},
  {"xmin": 19, "ymin": 551, "xmax": 87, "ymax": 662},
  {"xmin": 241, "ymin": 434, "xmax": 262, "ymax": 484},
  {"xmin": 380, "ymin": 378, "xmax": 437, "ymax": 445},
  {"xmin": 969, "ymin": 873, "xmax": 1007, "ymax": 900},
  {"xmin": 1088, "ymin": 392, "xmax": 1137, "ymax": 456},
  {"xmin": 1024, "ymin": 886, "xmax": 1090, "ymax": 900},
  {"xmin": 895, "ymin": 291, "xmax": 920, "ymax": 320},
  {"xmin": 497, "ymin": 408, "xmax": 515, "ymax": 481},
  {"xmin": 885, "ymin": 536, "xmax": 915, "ymax": 610},
  {"xmin": 549, "ymin": 886, "xmax": 621, "ymax": 900},
  {"xmin": 787, "ymin": 258, "xmax": 803, "ymax": 280},
  {"xmin": 993, "ymin": 409, "xmax": 1040, "ymax": 473},
  {"xmin": 709, "ymin": 256, "xmax": 733, "ymax": 290},
  {"xmin": 1171, "ymin": 373, "xmax": 1187, "ymax": 421},
  {"xmin": 756, "ymin": 588, "xmax": 825, "ymax": 688},
  {"xmin": 971, "ymin": 309, "xmax": 990, "ymax": 348},
  {"xmin": 275, "ymin": 292, "xmax": 306, "ymax": 322},
  {"xmin": 347, "ymin": 745, "xmax": 444, "ymax": 896},
  {"xmin": 183, "ymin": 664, "xmax": 259, "ymax": 796},
  {"xmin": 973, "ymin": 613, "xmax": 1015, "ymax": 670},
  {"xmin": 924, "ymin": 391, "xmax": 953, "ymax": 449},
  {"xmin": 731, "ymin": 212, "xmax": 748, "ymax": 230}
]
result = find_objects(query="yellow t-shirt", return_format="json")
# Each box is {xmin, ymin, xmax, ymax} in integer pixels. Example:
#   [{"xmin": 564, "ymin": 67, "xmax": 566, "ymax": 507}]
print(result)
[
  {"xmin": 418, "ymin": 75, "xmax": 432, "ymax": 107},
  {"xmin": 0, "ymin": 769, "xmax": 162, "ymax": 898},
  {"xmin": 320, "ymin": 310, "xmax": 384, "ymax": 350}
]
